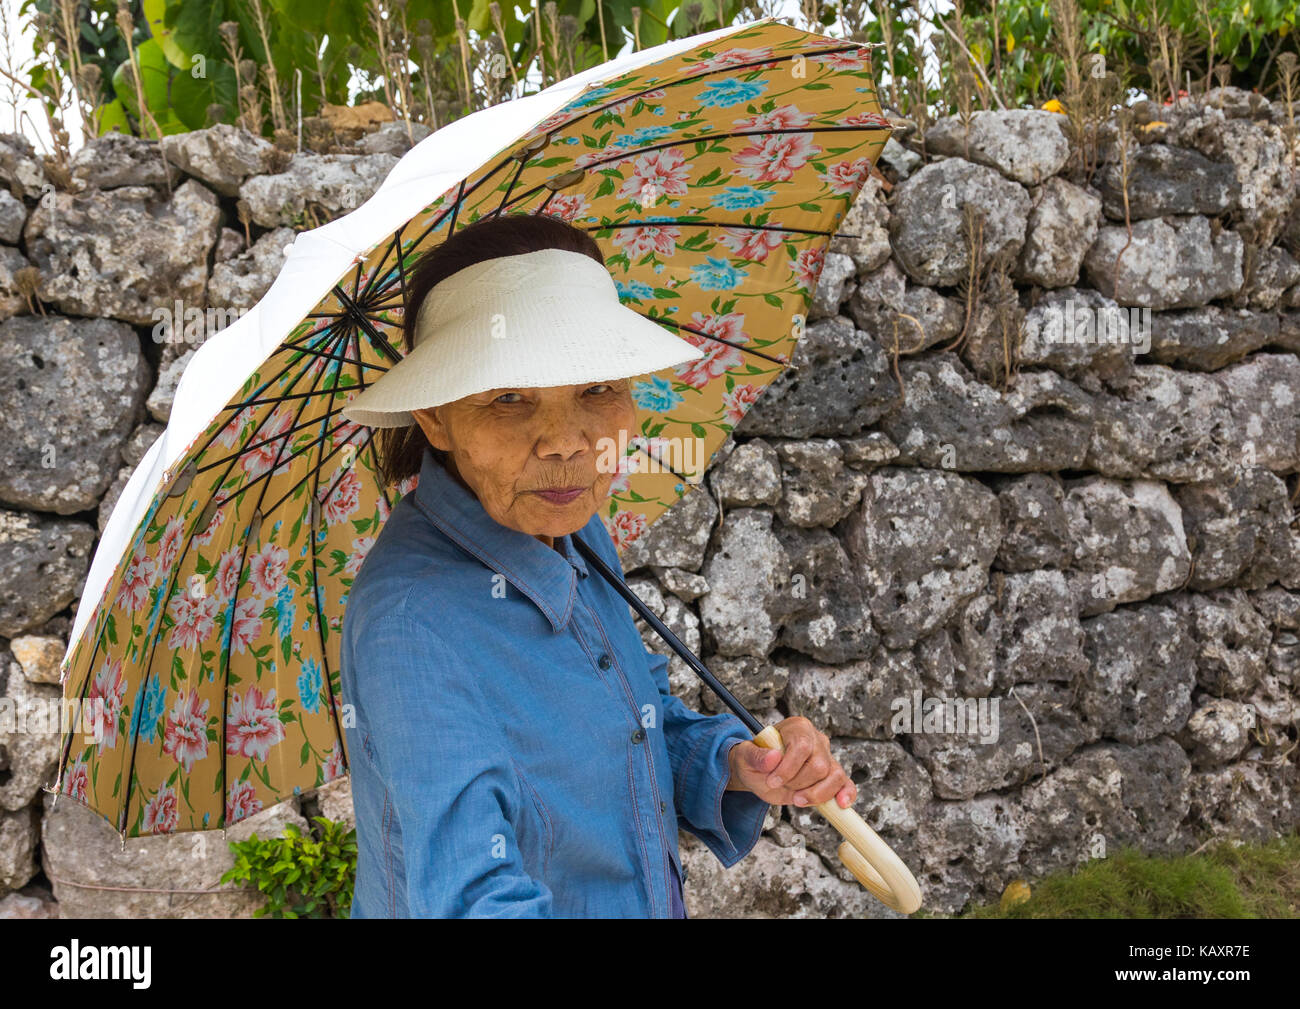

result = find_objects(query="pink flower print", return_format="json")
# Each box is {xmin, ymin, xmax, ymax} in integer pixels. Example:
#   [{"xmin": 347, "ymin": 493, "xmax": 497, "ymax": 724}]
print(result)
[
  {"xmin": 142, "ymin": 783, "xmax": 179, "ymax": 834},
  {"xmin": 793, "ymin": 246, "xmax": 826, "ymax": 294},
  {"xmin": 322, "ymin": 467, "xmax": 362, "ymax": 526},
  {"xmin": 544, "ymin": 193, "xmax": 591, "ymax": 223},
  {"xmin": 717, "ymin": 226, "xmax": 787, "ymax": 262},
  {"xmin": 115, "ymin": 545, "xmax": 156, "ymax": 613},
  {"xmin": 225, "ymin": 780, "xmax": 263, "ymax": 825},
  {"xmin": 612, "ymin": 223, "xmax": 681, "ymax": 261},
  {"xmin": 215, "ymin": 547, "xmax": 242, "ymax": 600},
  {"xmin": 396, "ymin": 472, "xmax": 419, "ymax": 497},
  {"xmin": 722, "ymin": 383, "xmax": 763, "ymax": 425},
  {"xmin": 226, "ymin": 685, "xmax": 286, "ymax": 763},
  {"xmin": 62, "ymin": 754, "xmax": 89, "ymax": 802},
  {"xmin": 732, "ymin": 104, "xmax": 815, "ymax": 132},
  {"xmin": 194, "ymin": 503, "xmax": 227, "ymax": 548},
  {"xmin": 88, "ymin": 656, "xmax": 126, "ymax": 750},
  {"xmin": 344, "ymin": 536, "xmax": 375, "ymax": 576},
  {"xmin": 733, "ymin": 132, "xmax": 822, "ymax": 184},
  {"xmin": 609, "ymin": 509, "xmax": 649, "ymax": 551},
  {"xmin": 677, "ymin": 339, "xmax": 743, "ymax": 390},
  {"xmin": 823, "ymin": 158, "xmax": 871, "ymax": 195},
  {"xmin": 608, "ymin": 87, "xmax": 667, "ymax": 118},
  {"xmin": 842, "ymin": 109, "xmax": 891, "ymax": 128},
  {"xmin": 691, "ymin": 309, "xmax": 749, "ymax": 345},
  {"xmin": 216, "ymin": 407, "xmax": 254, "ymax": 449},
  {"xmin": 606, "ymin": 449, "xmax": 638, "ymax": 497},
  {"xmin": 156, "ymin": 514, "xmax": 185, "ymax": 575},
  {"xmin": 323, "ymin": 742, "xmax": 346, "ymax": 782},
  {"xmin": 812, "ymin": 49, "xmax": 871, "ymax": 72},
  {"xmin": 249, "ymin": 541, "xmax": 289, "ymax": 599},
  {"xmin": 616, "ymin": 148, "xmax": 691, "ymax": 203},
  {"xmin": 575, "ymin": 147, "xmax": 635, "ymax": 171},
  {"xmin": 163, "ymin": 688, "xmax": 210, "ymax": 773},
  {"xmin": 689, "ymin": 46, "xmax": 778, "ymax": 75},
  {"xmin": 228, "ymin": 596, "xmax": 264, "ymax": 655},
  {"xmin": 332, "ymin": 399, "xmax": 363, "ymax": 449},
  {"xmin": 239, "ymin": 405, "xmax": 296, "ymax": 480},
  {"xmin": 166, "ymin": 590, "xmax": 219, "ymax": 652}
]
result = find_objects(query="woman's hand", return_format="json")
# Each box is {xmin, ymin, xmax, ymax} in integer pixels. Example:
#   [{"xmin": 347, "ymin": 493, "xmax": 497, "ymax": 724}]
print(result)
[{"xmin": 725, "ymin": 716, "xmax": 857, "ymax": 809}]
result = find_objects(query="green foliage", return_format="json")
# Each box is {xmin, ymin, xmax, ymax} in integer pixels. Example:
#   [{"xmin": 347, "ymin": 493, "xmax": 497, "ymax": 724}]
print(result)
[
  {"xmin": 939, "ymin": 832, "xmax": 1300, "ymax": 918},
  {"xmin": 960, "ymin": 0, "xmax": 1294, "ymax": 105},
  {"xmin": 19, "ymin": 0, "xmax": 757, "ymax": 141},
  {"xmin": 220, "ymin": 815, "xmax": 357, "ymax": 918},
  {"xmin": 856, "ymin": 0, "xmax": 1295, "ymax": 114}
]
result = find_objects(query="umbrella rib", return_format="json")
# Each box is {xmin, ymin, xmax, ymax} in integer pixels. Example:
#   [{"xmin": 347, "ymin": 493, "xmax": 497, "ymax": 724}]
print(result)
[
  {"xmin": 196, "ymin": 399, "xmax": 354, "ymax": 475},
  {"xmin": 117, "ymin": 321, "xmax": 355, "ymax": 835},
  {"xmin": 232, "ymin": 386, "xmax": 360, "ymax": 409},
  {"xmin": 274, "ymin": 337, "xmax": 385, "ymax": 373},
  {"xmin": 589, "ymin": 218, "xmax": 848, "ymax": 240},
  {"xmin": 635, "ymin": 312, "xmax": 790, "ymax": 366},
  {"xmin": 446, "ymin": 177, "xmax": 465, "ymax": 236},
  {"xmin": 210, "ymin": 321, "xmax": 379, "ymax": 435},
  {"xmin": 346, "ymin": 45, "xmax": 876, "ymax": 301},
  {"xmin": 311, "ymin": 428, "xmax": 379, "ymax": 526},
  {"xmin": 218, "ymin": 410, "xmax": 358, "ymax": 517},
  {"xmin": 497, "ymin": 123, "xmax": 887, "ymax": 217},
  {"xmin": 210, "ymin": 320, "xmax": 347, "ymax": 832},
  {"xmin": 335, "ymin": 286, "xmax": 403, "ymax": 364},
  {"xmin": 353, "ymin": 325, "xmax": 395, "ymax": 517},
  {"xmin": 254, "ymin": 414, "xmax": 368, "ymax": 519},
  {"xmin": 355, "ymin": 232, "xmax": 396, "ymax": 307},
  {"xmin": 53, "ymin": 321, "xmax": 350, "ymax": 830},
  {"xmin": 305, "ymin": 377, "xmax": 351, "ymax": 781},
  {"xmin": 630, "ymin": 437, "xmax": 696, "ymax": 487},
  {"xmin": 542, "ymin": 41, "xmax": 873, "ymax": 137},
  {"xmin": 497, "ymin": 156, "xmax": 529, "ymax": 217}
]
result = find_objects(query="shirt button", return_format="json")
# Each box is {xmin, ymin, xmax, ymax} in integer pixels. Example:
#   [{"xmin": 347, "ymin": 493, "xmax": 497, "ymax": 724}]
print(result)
[
  {"xmin": 631, "ymin": 728, "xmax": 645, "ymax": 744},
  {"xmin": 659, "ymin": 800, "xmax": 666, "ymax": 813},
  {"xmin": 598, "ymin": 654, "xmax": 612, "ymax": 670}
]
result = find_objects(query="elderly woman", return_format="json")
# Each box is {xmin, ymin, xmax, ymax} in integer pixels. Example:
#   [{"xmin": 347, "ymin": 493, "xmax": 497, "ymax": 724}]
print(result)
[{"xmin": 338, "ymin": 213, "xmax": 856, "ymax": 918}]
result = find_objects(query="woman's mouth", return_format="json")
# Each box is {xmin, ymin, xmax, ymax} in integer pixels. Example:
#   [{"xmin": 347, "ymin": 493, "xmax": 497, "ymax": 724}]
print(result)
[{"xmin": 534, "ymin": 486, "xmax": 585, "ymax": 504}]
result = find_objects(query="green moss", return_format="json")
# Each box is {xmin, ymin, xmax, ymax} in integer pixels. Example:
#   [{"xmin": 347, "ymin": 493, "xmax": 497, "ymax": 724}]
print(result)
[{"xmin": 931, "ymin": 833, "xmax": 1300, "ymax": 919}]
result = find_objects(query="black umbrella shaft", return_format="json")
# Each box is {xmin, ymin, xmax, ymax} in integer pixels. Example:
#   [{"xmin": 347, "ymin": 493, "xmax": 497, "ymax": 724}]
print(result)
[{"xmin": 572, "ymin": 535, "xmax": 763, "ymax": 736}]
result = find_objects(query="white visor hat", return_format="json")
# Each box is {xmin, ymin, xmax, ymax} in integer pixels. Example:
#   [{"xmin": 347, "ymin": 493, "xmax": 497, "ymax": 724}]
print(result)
[{"xmin": 339, "ymin": 246, "xmax": 706, "ymax": 429}]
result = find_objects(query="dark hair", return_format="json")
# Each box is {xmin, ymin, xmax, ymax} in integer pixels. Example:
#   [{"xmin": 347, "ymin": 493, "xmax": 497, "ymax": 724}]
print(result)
[{"xmin": 373, "ymin": 213, "xmax": 606, "ymax": 488}]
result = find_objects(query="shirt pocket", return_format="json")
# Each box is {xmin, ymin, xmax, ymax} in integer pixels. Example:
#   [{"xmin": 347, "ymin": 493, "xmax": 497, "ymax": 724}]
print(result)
[{"xmin": 509, "ymin": 757, "xmax": 555, "ymax": 878}]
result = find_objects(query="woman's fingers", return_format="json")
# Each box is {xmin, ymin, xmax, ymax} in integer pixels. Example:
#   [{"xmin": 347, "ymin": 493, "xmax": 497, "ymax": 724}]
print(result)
[
  {"xmin": 766, "ymin": 717, "xmax": 857, "ymax": 808},
  {"xmin": 792, "ymin": 764, "xmax": 851, "ymax": 807},
  {"xmin": 765, "ymin": 725, "xmax": 815, "ymax": 789}
]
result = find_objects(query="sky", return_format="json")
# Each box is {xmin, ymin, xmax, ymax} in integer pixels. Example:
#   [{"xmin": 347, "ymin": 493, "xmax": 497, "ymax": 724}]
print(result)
[{"xmin": 4, "ymin": 0, "xmax": 931, "ymax": 158}]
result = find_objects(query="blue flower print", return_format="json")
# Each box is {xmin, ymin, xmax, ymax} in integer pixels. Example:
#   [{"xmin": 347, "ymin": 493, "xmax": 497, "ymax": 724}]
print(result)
[
  {"xmin": 616, "ymin": 278, "xmax": 656, "ymax": 302},
  {"xmin": 691, "ymin": 256, "xmax": 747, "ymax": 292},
  {"xmin": 298, "ymin": 657, "xmax": 323, "ymax": 715},
  {"xmin": 695, "ymin": 78, "xmax": 767, "ymax": 108},
  {"xmin": 711, "ymin": 186, "xmax": 772, "ymax": 211},
  {"xmin": 275, "ymin": 584, "xmax": 296, "ymax": 637},
  {"xmin": 632, "ymin": 375, "xmax": 683, "ymax": 412},
  {"xmin": 617, "ymin": 126, "xmax": 675, "ymax": 146}
]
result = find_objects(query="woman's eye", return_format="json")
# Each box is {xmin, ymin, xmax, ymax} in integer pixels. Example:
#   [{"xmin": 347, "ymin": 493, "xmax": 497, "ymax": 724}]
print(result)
[
  {"xmin": 587, "ymin": 384, "xmax": 612, "ymax": 395},
  {"xmin": 494, "ymin": 393, "xmax": 522, "ymax": 404}
]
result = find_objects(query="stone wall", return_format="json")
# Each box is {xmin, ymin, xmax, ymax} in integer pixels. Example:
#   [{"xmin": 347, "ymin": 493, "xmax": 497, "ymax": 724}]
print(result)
[{"xmin": 0, "ymin": 90, "xmax": 1297, "ymax": 918}]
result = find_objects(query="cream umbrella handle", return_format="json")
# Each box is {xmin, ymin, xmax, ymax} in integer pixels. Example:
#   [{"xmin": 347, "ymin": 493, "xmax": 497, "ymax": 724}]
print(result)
[{"xmin": 753, "ymin": 724, "xmax": 922, "ymax": 914}]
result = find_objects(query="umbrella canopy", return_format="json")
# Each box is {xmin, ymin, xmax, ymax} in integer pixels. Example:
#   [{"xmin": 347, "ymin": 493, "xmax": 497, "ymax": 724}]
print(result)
[{"xmin": 53, "ymin": 15, "xmax": 892, "ymax": 839}]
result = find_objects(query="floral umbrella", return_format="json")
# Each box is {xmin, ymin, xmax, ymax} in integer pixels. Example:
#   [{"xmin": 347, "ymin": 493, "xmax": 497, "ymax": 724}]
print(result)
[{"xmin": 53, "ymin": 16, "xmax": 893, "ymax": 854}]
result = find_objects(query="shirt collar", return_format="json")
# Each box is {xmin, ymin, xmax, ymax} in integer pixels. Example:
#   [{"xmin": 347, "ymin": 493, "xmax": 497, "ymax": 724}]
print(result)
[{"xmin": 410, "ymin": 444, "xmax": 590, "ymax": 632}]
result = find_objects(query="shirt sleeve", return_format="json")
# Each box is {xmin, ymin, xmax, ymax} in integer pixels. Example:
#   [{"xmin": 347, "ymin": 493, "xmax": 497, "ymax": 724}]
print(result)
[
  {"xmin": 348, "ymin": 609, "xmax": 553, "ymax": 917},
  {"xmin": 646, "ymin": 646, "xmax": 770, "ymax": 868}
]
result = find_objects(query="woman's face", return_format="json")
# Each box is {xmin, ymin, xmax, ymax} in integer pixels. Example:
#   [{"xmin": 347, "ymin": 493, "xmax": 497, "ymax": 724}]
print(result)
[{"xmin": 411, "ymin": 379, "xmax": 637, "ymax": 548}]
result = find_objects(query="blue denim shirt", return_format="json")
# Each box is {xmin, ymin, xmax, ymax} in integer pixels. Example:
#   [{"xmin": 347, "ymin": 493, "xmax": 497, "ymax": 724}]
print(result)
[{"xmin": 340, "ymin": 445, "xmax": 769, "ymax": 917}]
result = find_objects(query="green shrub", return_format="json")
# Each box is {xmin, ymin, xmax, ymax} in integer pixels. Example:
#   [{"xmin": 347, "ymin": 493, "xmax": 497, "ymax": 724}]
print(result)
[{"xmin": 221, "ymin": 815, "xmax": 357, "ymax": 918}]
